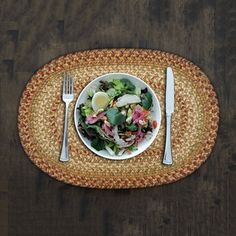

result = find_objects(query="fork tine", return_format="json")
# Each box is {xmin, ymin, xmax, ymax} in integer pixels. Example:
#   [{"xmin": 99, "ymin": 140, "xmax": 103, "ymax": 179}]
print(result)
[
  {"xmin": 72, "ymin": 77, "xmax": 74, "ymax": 94},
  {"xmin": 64, "ymin": 73, "xmax": 67, "ymax": 94},
  {"xmin": 68, "ymin": 74, "xmax": 71, "ymax": 94},
  {"xmin": 63, "ymin": 72, "xmax": 66, "ymax": 94},
  {"xmin": 68, "ymin": 75, "xmax": 71, "ymax": 94},
  {"xmin": 66, "ymin": 72, "xmax": 69, "ymax": 94},
  {"xmin": 70, "ymin": 77, "xmax": 73, "ymax": 94}
]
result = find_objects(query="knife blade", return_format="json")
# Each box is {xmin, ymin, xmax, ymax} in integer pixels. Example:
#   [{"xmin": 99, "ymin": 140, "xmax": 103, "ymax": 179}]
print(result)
[
  {"xmin": 162, "ymin": 67, "xmax": 175, "ymax": 165},
  {"xmin": 166, "ymin": 67, "xmax": 175, "ymax": 114}
]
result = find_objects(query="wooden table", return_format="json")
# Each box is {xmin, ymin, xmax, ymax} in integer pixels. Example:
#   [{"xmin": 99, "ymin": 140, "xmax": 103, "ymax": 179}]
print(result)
[{"xmin": 0, "ymin": 1, "xmax": 235, "ymax": 235}]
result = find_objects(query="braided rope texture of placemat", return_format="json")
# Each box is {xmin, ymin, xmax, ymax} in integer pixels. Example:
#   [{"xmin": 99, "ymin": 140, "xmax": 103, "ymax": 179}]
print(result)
[{"xmin": 18, "ymin": 49, "xmax": 219, "ymax": 189}]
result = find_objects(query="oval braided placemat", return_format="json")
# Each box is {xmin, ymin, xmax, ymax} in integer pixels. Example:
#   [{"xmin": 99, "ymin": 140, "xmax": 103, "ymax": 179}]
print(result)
[{"xmin": 18, "ymin": 49, "xmax": 219, "ymax": 188}]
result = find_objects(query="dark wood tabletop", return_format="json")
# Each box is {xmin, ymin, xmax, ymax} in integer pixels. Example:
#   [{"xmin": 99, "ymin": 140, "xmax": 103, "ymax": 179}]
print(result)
[{"xmin": 0, "ymin": 0, "xmax": 235, "ymax": 235}]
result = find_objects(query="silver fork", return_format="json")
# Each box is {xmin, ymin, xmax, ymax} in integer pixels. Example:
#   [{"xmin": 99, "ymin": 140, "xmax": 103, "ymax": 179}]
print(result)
[{"xmin": 60, "ymin": 73, "xmax": 74, "ymax": 162}]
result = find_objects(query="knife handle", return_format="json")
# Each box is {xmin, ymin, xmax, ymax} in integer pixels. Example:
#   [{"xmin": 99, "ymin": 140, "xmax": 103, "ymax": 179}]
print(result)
[{"xmin": 163, "ymin": 114, "xmax": 173, "ymax": 165}]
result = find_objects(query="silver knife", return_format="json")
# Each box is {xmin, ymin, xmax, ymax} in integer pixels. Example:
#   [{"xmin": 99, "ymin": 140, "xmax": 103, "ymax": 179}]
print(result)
[{"xmin": 162, "ymin": 67, "xmax": 175, "ymax": 165}]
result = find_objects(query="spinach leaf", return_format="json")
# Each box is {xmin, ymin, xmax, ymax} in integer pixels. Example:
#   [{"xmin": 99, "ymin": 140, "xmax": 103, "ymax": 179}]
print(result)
[
  {"xmin": 121, "ymin": 78, "xmax": 135, "ymax": 91},
  {"xmin": 128, "ymin": 145, "xmax": 138, "ymax": 151},
  {"xmin": 126, "ymin": 123, "xmax": 138, "ymax": 131},
  {"xmin": 78, "ymin": 120, "xmax": 98, "ymax": 138},
  {"xmin": 99, "ymin": 80, "xmax": 112, "ymax": 91},
  {"xmin": 141, "ymin": 88, "xmax": 148, "ymax": 94},
  {"xmin": 141, "ymin": 92, "xmax": 152, "ymax": 109},
  {"xmin": 91, "ymin": 137, "xmax": 105, "ymax": 151},
  {"xmin": 106, "ymin": 108, "xmax": 126, "ymax": 126}
]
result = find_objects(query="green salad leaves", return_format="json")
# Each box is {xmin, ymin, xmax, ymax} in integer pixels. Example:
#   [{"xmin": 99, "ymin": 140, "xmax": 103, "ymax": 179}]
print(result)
[
  {"xmin": 100, "ymin": 78, "xmax": 136, "ymax": 97},
  {"xmin": 106, "ymin": 108, "xmax": 126, "ymax": 126},
  {"xmin": 78, "ymin": 77, "xmax": 156, "ymax": 154},
  {"xmin": 91, "ymin": 137, "xmax": 105, "ymax": 151},
  {"xmin": 141, "ymin": 91, "xmax": 152, "ymax": 109}
]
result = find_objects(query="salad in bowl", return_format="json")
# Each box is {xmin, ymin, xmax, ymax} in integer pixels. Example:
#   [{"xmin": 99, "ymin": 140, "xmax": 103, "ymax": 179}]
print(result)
[{"xmin": 74, "ymin": 73, "xmax": 161, "ymax": 160}]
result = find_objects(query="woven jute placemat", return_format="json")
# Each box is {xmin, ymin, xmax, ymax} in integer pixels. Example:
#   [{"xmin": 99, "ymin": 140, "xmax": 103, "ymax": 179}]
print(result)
[{"xmin": 18, "ymin": 49, "xmax": 219, "ymax": 188}]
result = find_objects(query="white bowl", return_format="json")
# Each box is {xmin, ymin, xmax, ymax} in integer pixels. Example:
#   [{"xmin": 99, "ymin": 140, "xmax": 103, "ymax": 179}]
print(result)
[{"xmin": 74, "ymin": 73, "xmax": 161, "ymax": 160}]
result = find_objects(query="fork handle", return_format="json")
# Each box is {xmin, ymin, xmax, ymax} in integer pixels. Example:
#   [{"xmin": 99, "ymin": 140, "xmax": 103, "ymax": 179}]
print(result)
[
  {"xmin": 60, "ymin": 102, "xmax": 69, "ymax": 162},
  {"xmin": 163, "ymin": 114, "xmax": 173, "ymax": 165}
]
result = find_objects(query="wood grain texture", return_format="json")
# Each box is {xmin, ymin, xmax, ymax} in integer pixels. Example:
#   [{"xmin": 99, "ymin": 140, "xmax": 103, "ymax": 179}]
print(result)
[{"xmin": 0, "ymin": 0, "xmax": 235, "ymax": 235}]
